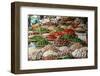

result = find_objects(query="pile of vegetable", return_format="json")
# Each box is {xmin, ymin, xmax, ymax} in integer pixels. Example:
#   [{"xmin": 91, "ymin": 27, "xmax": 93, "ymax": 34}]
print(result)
[
  {"xmin": 28, "ymin": 16, "xmax": 88, "ymax": 60},
  {"xmin": 47, "ymin": 29, "xmax": 77, "ymax": 40},
  {"xmin": 47, "ymin": 29, "xmax": 83, "ymax": 42},
  {"xmin": 60, "ymin": 34, "xmax": 83, "ymax": 43},
  {"xmin": 31, "ymin": 36, "xmax": 50, "ymax": 47},
  {"xmin": 30, "ymin": 28, "xmax": 84, "ymax": 47},
  {"xmin": 34, "ymin": 27, "xmax": 50, "ymax": 34}
]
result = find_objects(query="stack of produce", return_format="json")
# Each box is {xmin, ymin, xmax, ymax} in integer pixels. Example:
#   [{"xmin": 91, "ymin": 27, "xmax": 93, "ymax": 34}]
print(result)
[
  {"xmin": 34, "ymin": 27, "xmax": 50, "ymax": 34},
  {"xmin": 72, "ymin": 47, "xmax": 88, "ymax": 58},
  {"xmin": 47, "ymin": 29, "xmax": 77, "ymax": 40},
  {"xmin": 57, "ymin": 46, "xmax": 73, "ymax": 59},
  {"xmin": 42, "ymin": 50, "xmax": 58, "ymax": 60},
  {"xmin": 28, "ymin": 15, "xmax": 88, "ymax": 60},
  {"xmin": 69, "ymin": 43, "xmax": 83, "ymax": 53},
  {"xmin": 28, "ymin": 48, "xmax": 42, "ymax": 60},
  {"xmin": 30, "ymin": 35, "xmax": 50, "ymax": 47},
  {"xmin": 41, "ymin": 45, "xmax": 58, "ymax": 52},
  {"xmin": 41, "ymin": 45, "xmax": 73, "ymax": 60},
  {"xmin": 54, "ymin": 39, "xmax": 70, "ymax": 47}
]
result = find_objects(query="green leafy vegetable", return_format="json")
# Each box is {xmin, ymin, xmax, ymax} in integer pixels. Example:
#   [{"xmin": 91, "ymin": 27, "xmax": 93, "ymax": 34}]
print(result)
[
  {"xmin": 34, "ymin": 27, "xmax": 50, "ymax": 34},
  {"xmin": 62, "ymin": 55, "xmax": 73, "ymax": 59},
  {"xmin": 60, "ymin": 34, "xmax": 83, "ymax": 43},
  {"xmin": 58, "ymin": 55, "xmax": 73, "ymax": 59},
  {"xmin": 35, "ymin": 39, "xmax": 50, "ymax": 47},
  {"xmin": 55, "ymin": 27, "xmax": 64, "ymax": 32},
  {"xmin": 31, "ymin": 35, "xmax": 50, "ymax": 47},
  {"xmin": 31, "ymin": 36, "xmax": 44, "ymax": 42}
]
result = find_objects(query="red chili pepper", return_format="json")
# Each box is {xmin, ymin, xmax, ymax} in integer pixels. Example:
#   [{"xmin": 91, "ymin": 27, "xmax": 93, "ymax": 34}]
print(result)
[
  {"xmin": 47, "ymin": 35, "xmax": 57, "ymax": 41},
  {"xmin": 63, "ymin": 29, "xmax": 75, "ymax": 35},
  {"xmin": 47, "ymin": 29, "xmax": 76, "ymax": 41},
  {"xmin": 51, "ymin": 32, "xmax": 63, "ymax": 36}
]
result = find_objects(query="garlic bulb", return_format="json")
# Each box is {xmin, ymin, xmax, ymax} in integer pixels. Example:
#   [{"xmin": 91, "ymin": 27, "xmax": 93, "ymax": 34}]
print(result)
[
  {"xmin": 58, "ymin": 46, "xmax": 69, "ymax": 56},
  {"xmin": 42, "ymin": 50, "xmax": 58, "ymax": 60},
  {"xmin": 72, "ymin": 47, "xmax": 88, "ymax": 58},
  {"xmin": 41, "ymin": 45, "xmax": 58, "ymax": 52},
  {"xmin": 43, "ymin": 50, "xmax": 58, "ymax": 57},
  {"xmin": 70, "ymin": 43, "xmax": 82, "ymax": 52},
  {"xmin": 28, "ymin": 48, "xmax": 43, "ymax": 60}
]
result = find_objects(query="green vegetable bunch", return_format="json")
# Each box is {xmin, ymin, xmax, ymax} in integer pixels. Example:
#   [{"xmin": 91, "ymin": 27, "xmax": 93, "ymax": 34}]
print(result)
[
  {"xmin": 54, "ymin": 27, "xmax": 64, "ymax": 32},
  {"xmin": 34, "ymin": 27, "xmax": 50, "ymax": 34},
  {"xmin": 31, "ymin": 36, "xmax": 50, "ymax": 47},
  {"xmin": 35, "ymin": 39, "xmax": 49, "ymax": 47},
  {"xmin": 58, "ymin": 55, "xmax": 73, "ymax": 59},
  {"xmin": 31, "ymin": 36, "xmax": 44, "ymax": 42},
  {"xmin": 60, "ymin": 34, "xmax": 83, "ymax": 43}
]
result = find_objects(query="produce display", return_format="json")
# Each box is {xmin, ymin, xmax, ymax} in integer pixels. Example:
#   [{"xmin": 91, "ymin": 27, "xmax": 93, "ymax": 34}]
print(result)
[
  {"xmin": 28, "ymin": 15, "xmax": 88, "ymax": 61},
  {"xmin": 34, "ymin": 27, "xmax": 50, "ymax": 34}
]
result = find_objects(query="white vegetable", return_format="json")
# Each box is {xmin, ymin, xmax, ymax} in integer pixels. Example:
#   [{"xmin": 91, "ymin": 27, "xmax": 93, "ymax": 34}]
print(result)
[
  {"xmin": 70, "ymin": 43, "xmax": 82, "ymax": 52},
  {"xmin": 58, "ymin": 46, "xmax": 69, "ymax": 55},
  {"xmin": 43, "ymin": 50, "xmax": 58, "ymax": 57},
  {"xmin": 28, "ymin": 48, "xmax": 42, "ymax": 60},
  {"xmin": 72, "ymin": 47, "xmax": 88, "ymax": 58}
]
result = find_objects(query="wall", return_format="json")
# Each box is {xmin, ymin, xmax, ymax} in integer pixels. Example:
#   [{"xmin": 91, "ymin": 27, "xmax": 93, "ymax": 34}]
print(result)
[{"xmin": 0, "ymin": 0, "xmax": 99, "ymax": 76}]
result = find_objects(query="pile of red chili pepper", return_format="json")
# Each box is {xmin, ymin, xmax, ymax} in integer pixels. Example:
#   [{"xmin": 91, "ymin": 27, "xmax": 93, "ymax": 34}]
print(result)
[{"xmin": 47, "ymin": 29, "xmax": 77, "ymax": 41}]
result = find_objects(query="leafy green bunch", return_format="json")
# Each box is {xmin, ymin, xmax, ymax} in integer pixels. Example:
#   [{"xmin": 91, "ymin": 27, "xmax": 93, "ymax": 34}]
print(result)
[
  {"xmin": 60, "ymin": 34, "xmax": 83, "ymax": 43},
  {"xmin": 31, "ymin": 36, "xmax": 50, "ymax": 47}
]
